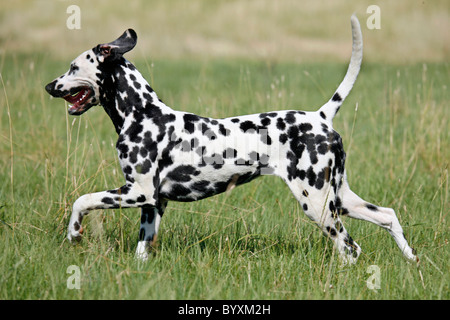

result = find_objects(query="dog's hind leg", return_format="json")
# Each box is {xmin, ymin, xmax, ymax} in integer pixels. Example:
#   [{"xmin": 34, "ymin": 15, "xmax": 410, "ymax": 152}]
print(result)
[
  {"xmin": 135, "ymin": 200, "xmax": 167, "ymax": 261},
  {"xmin": 337, "ymin": 176, "xmax": 418, "ymax": 262},
  {"xmin": 286, "ymin": 179, "xmax": 361, "ymax": 265}
]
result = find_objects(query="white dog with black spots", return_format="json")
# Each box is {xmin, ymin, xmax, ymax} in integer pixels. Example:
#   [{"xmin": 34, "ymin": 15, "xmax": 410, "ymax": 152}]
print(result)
[{"xmin": 45, "ymin": 15, "xmax": 417, "ymax": 264}]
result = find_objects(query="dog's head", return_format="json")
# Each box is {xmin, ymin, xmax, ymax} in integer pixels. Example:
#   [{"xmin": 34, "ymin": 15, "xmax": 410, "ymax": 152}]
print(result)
[{"xmin": 45, "ymin": 29, "xmax": 137, "ymax": 115}]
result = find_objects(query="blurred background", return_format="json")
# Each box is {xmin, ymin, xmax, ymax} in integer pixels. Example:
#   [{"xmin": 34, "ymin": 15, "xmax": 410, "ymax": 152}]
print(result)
[{"xmin": 1, "ymin": 0, "xmax": 448, "ymax": 63}]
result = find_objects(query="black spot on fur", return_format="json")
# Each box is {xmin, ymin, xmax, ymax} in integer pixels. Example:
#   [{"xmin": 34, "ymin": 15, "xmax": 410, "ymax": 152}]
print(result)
[
  {"xmin": 218, "ymin": 124, "xmax": 230, "ymax": 136},
  {"xmin": 101, "ymin": 197, "xmax": 115, "ymax": 205},
  {"xmin": 320, "ymin": 111, "xmax": 326, "ymax": 119},
  {"xmin": 299, "ymin": 123, "xmax": 313, "ymax": 133},
  {"xmin": 259, "ymin": 112, "xmax": 277, "ymax": 118},
  {"xmin": 326, "ymin": 226, "xmax": 337, "ymax": 237},
  {"xmin": 191, "ymin": 180, "xmax": 210, "ymax": 191},
  {"xmin": 298, "ymin": 169, "xmax": 306, "ymax": 181},
  {"xmin": 344, "ymin": 235, "xmax": 355, "ymax": 247},
  {"xmin": 117, "ymin": 139, "xmax": 129, "ymax": 158},
  {"xmin": 285, "ymin": 113, "xmax": 296, "ymax": 124},
  {"xmin": 288, "ymin": 125, "xmax": 299, "ymax": 140},
  {"xmin": 129, "ymin": 146, "xmax": 139, "ymax": 164},
  {"xmin": 142, "ymin": 132, "xmax": 158, "ymax": 162},
  {"xmin": 158, "ymin": 146, "xmax": 174, "ymax": 169},
  {"xmin": 201, "ymin": 122, "xmax": 217, "ymax": 140},
  {"xmin": 306, "ymin": 166, "xmax": 316, "ymax": 187},
  {"xmin": 261, "ymin": 117, "xmax": 271, "ymax": 126},
  {"xmin": 137, "ymin": 195, "xmax": 146, "ymax": 202},
  {"xmin": 335, "ymin": 196, "xmax": 342, "ymax": 208},
  {"xmin": 184, "ymin": 113, "xmax": 201, "ymax": 134},
  {"xmin": 137, "ymin": 159, "xmax": 152, "ymax": 174},
  {"xmin": 118, "ymin": 184, "xmax": 132, "ymax": 196},
  {"xmin": 69, "ymin": 64, "xmax": 79, "ymax": 75},
  {"xmin": 171, "ymin": 184, "xmax": 191, "ymax": 197},
  {"xmin": 317, "ymin": 142, "xmax": 329, "ymax": 154},
  {"xmin": 167, "ymin": 165, "xmax": 200, "ymax": 182},
  {"xmin": 315, "ymin": 171, "xmax": 325, "ymax": 189},
  {"xmin": 276, "ymin": 118, "xmax": 286, "ymax": 130},
  {"xmin": 125, "ymin": 121, "xmax": 143, "ymax": 143},
  {"xmin": 240, "ymin": 121, "xmax": 258, "ymax": 132},
  {"xmin": 286, "ymin": 151, "xmax": 300, "ymax": 181},
  {"xmin": 332, "ymin": 92, "xmax": 342, "ymax": 102},
  {"xmin": 329, "ymin": 201, "xmax": 336, "ymax": 213}
]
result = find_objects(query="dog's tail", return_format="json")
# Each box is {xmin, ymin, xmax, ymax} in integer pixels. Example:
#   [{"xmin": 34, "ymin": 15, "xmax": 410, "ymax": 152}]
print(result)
[{"xmin": 318, "ymin": 15, "xmax": 363, "ymax": 122}]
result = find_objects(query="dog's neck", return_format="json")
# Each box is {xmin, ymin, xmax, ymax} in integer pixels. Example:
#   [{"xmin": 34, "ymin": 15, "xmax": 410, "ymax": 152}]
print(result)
[{"xmin": 99, "ymin": 59, "xmax": 170, "ymax": 134}]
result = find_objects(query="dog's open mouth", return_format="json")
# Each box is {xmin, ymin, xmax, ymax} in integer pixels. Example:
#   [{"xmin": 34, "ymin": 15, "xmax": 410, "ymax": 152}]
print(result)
[{"xmin": 63, "ymin": 87, "xmax": 94, "ymax": 115}]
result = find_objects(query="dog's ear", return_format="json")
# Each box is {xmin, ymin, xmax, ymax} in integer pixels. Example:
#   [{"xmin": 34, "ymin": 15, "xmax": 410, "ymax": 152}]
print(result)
[{"xmin": 96, "ymin": 29, "xmax": 137, "ymax": 61}]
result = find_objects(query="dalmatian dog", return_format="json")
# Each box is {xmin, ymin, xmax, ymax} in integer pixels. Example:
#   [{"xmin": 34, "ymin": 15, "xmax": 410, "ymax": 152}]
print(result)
[{"xmin": 45, "ymin": 15, "xmax": 417, "ymax": 264}]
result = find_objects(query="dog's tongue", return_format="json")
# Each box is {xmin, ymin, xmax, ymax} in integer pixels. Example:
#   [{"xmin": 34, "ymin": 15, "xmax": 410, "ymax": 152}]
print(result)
[
  {"xmin": 63, "ymin": 88, "xmax": 92, "ymax": 114},
  {"xmin": 64, "ymin": 89, "xmax": 88, "ymax": 104}
]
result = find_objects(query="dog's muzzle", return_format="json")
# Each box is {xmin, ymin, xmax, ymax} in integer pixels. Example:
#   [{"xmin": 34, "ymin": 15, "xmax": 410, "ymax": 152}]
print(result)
[{"xmin": 45, "ymin": 81, "xmax": 95, "ymax": 115}]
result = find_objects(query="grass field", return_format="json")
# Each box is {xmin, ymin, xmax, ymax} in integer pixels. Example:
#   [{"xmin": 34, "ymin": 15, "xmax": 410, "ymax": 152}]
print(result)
[{"xmin": 0, "ymin": 1, "xmax": 448, "ymax": 301}]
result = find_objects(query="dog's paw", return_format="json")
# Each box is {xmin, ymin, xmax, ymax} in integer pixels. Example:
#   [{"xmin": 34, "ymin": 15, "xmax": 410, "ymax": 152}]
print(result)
[
  {"xmin": 404, "ymin": 247, "xmax": 419, "ymax": 264},
  {"xmin": 135, "ymin": 241, "xmax": 150, "ymax": 262},
  {"xmin": 67, "ymin": 224, "xmax": 84, "ymax": 243}
]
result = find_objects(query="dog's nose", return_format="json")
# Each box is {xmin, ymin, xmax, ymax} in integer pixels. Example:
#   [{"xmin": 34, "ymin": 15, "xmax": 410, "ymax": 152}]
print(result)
[{"xmin": 45, "ymin": 81, "xmax": 55, "ymax": 94}]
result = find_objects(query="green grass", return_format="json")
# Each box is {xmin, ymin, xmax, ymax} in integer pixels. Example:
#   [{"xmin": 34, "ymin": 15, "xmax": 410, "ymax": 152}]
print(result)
[{"xmin": 0, "ymin": 53, "xmax": 448, "ymax": 300}]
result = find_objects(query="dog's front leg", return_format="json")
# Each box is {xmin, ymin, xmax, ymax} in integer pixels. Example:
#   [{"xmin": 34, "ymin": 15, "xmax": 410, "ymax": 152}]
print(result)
[
  {"xmin": 67, "ymin": 183, "xmax": 154, "ymax": 242},
  {"xmin": 135, "ymin": 200, "xmax": 168, "ymax": 261}
]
